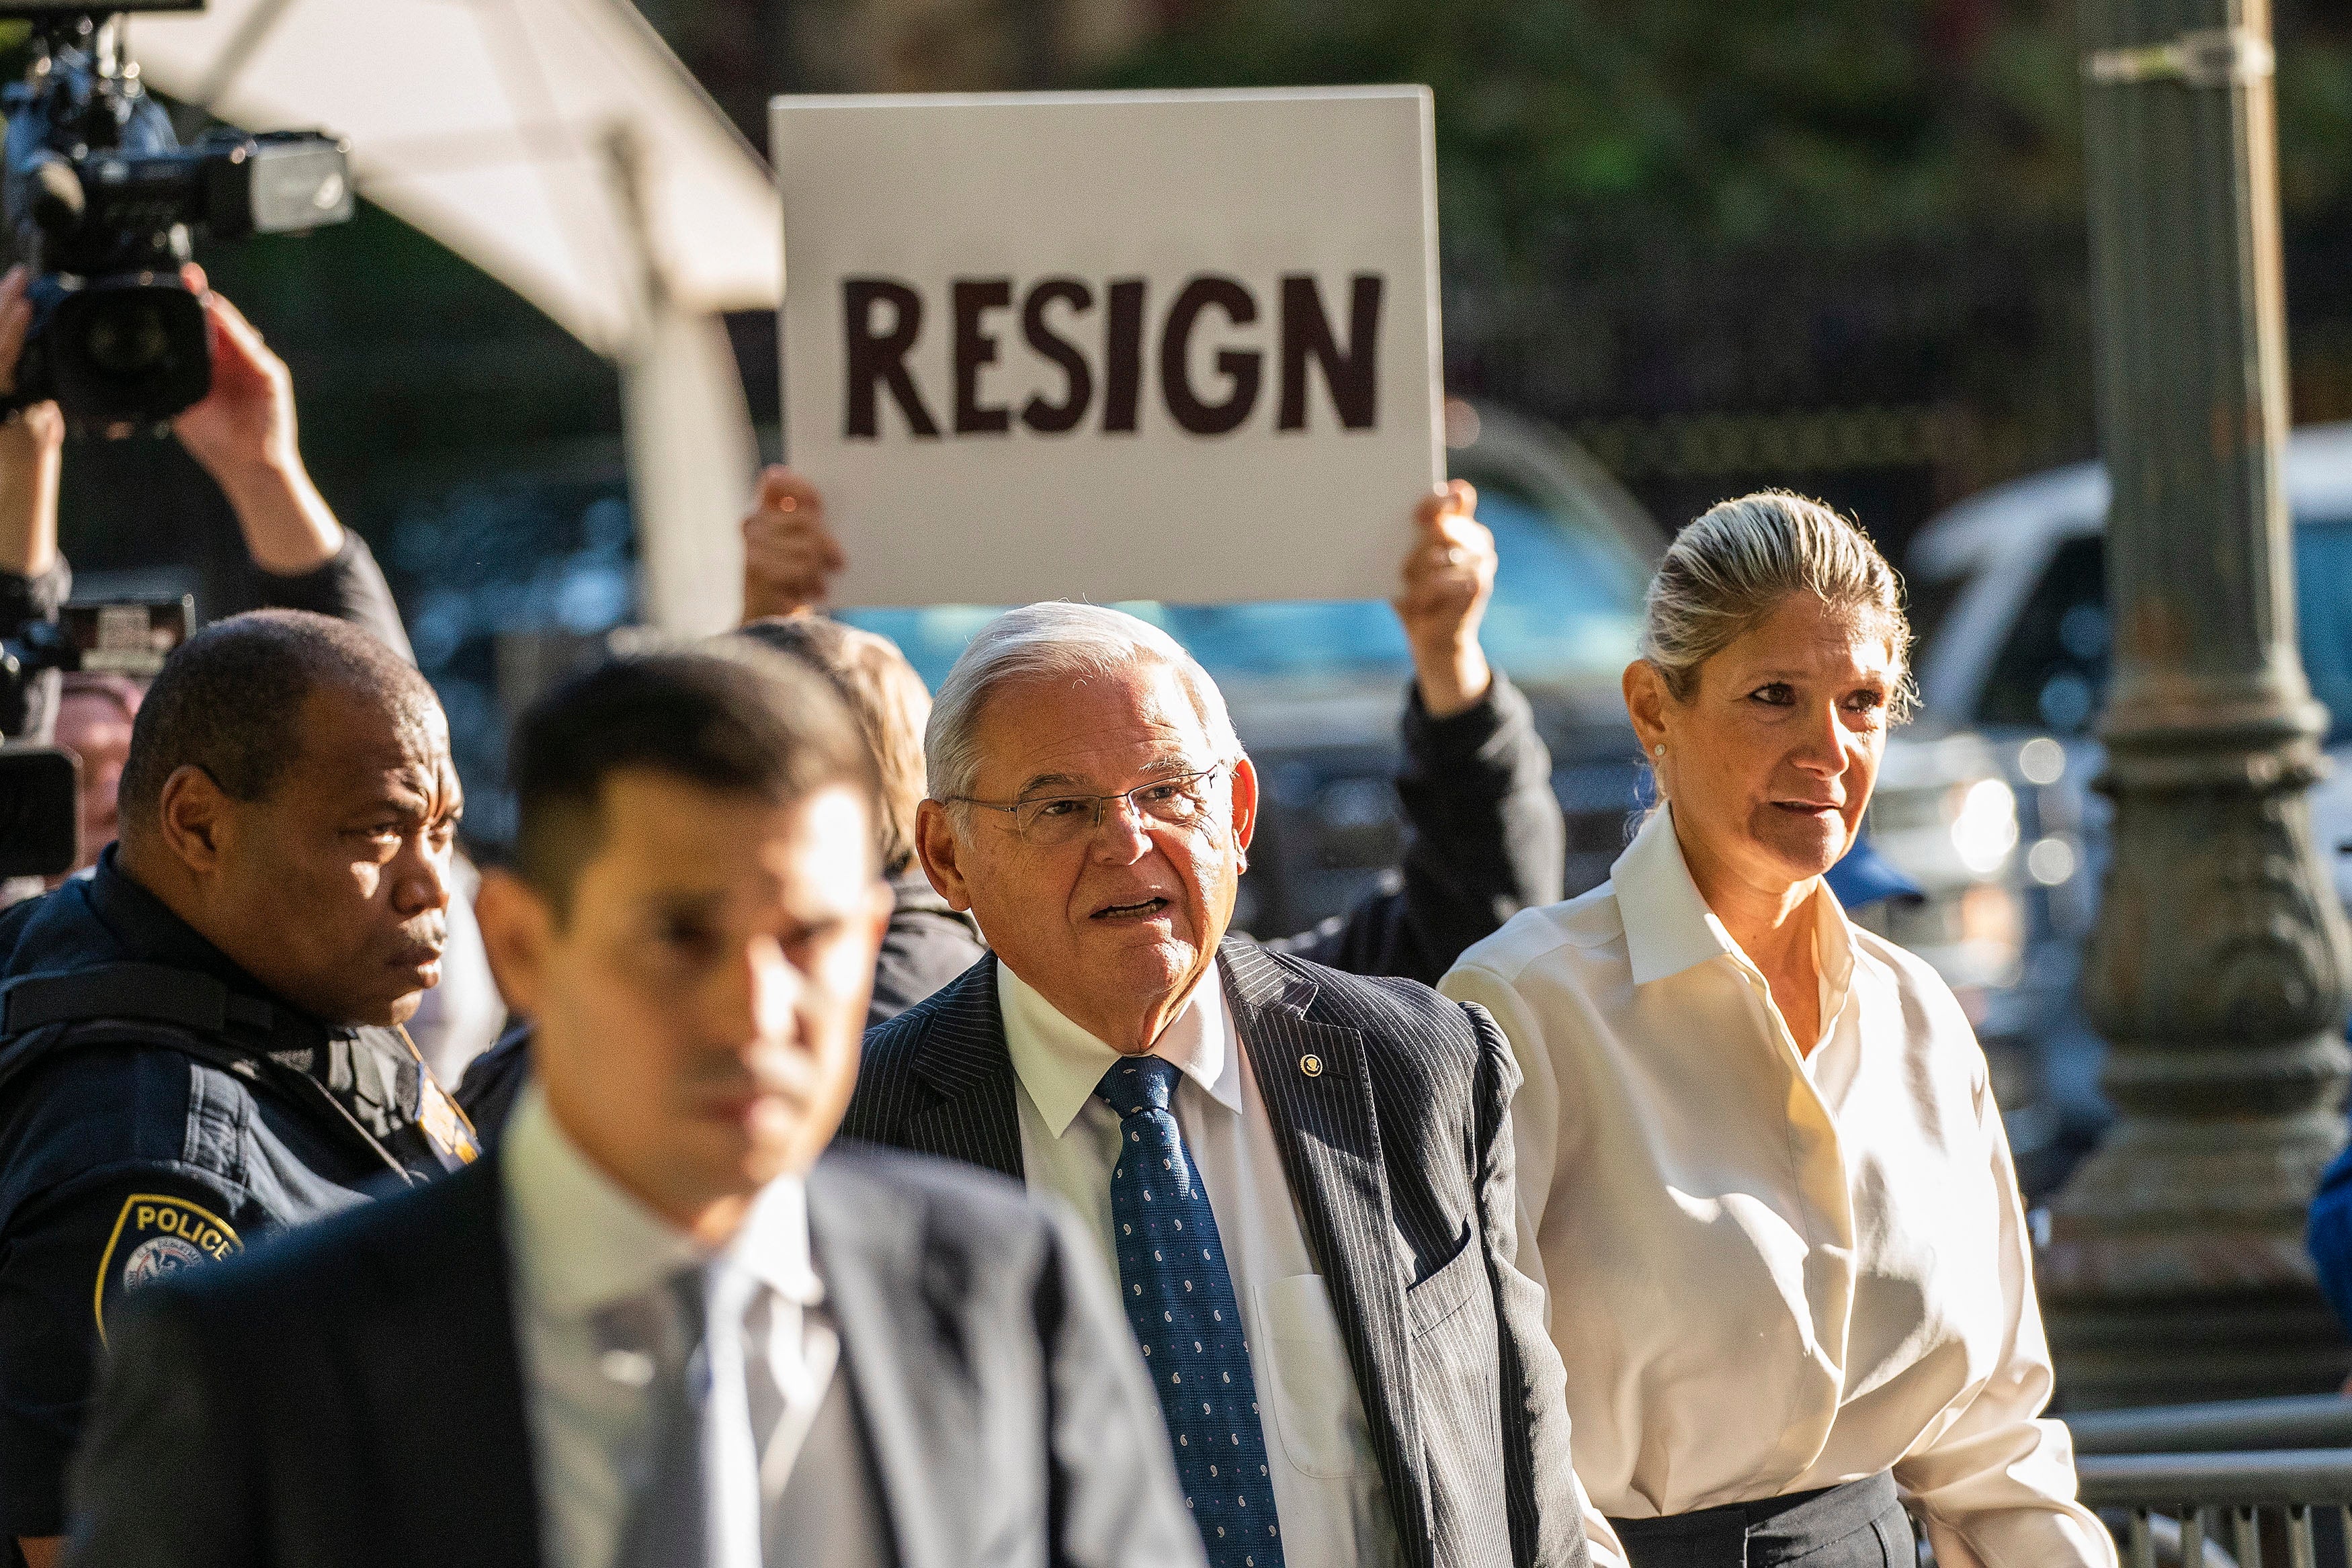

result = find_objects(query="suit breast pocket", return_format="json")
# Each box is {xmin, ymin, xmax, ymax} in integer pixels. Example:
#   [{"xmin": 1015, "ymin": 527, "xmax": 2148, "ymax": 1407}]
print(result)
[
  {"xmin": 1255, "ymin": 1273, "xmax": 1375, "ymax": 1481},
  {"xmin": 1404, "ymin": 1227, "xmax": 1482, "ymax": 1339}
]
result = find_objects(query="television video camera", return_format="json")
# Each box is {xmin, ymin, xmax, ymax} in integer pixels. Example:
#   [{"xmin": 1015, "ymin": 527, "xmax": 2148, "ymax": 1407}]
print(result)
[
  {"xmin": 0, "ymin": 1, "xmax": 353, "ymax": 429},
  {"xmin": 1, "ymin": 595, "xmax": 189, "ymax": 879}
]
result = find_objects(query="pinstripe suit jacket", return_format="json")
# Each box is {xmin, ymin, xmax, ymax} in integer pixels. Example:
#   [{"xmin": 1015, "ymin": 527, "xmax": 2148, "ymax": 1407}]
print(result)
[{"xmin": 845, "ymin": 937, "xmax": 1589, "ymax": 1568}]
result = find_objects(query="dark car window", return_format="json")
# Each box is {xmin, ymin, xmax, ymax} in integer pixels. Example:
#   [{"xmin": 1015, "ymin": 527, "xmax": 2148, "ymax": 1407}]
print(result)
[
  {"xmin": 2296, "ymin": 519, "xmax": 2352, "ymax": 738},
  {"xmin": 839, "ymin": 488, "xmax": 1646, "ymax": 695},
  {"xmin": 1978, "ymin": 536, "xmax": 2109, "ymax": 733},
  {"xmin": 1977, "ymin": 518, "xmax": 2352, "ymax": 740}
]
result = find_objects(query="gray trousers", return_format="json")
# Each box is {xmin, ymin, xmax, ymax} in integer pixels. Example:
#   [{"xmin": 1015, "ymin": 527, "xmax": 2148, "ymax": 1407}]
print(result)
[{"xmin": 1608, "ymin": 1472, "xmax": 1915, "ymax": 1567}]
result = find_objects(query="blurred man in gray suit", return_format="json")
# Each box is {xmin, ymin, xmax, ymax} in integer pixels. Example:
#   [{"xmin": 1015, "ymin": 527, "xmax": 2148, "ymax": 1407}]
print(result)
[
  {"xmin": 849, "ymin": 594, "xmax": 1594, "ymax": 1568},
  {"xmin": 69, "ymin": 647, "xmax": 1200, "ymax": 1568}
]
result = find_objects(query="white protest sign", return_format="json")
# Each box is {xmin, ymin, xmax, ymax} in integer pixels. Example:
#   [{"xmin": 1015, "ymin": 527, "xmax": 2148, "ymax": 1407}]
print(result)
[{"xmin": 772, "ymin": 87, "xmax": 1443, "ymax": 609}]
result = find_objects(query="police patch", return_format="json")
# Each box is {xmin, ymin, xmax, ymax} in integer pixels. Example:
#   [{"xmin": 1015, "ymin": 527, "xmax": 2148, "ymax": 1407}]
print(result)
[
  {"xmin": 122, "ymin": 1233, "xmax": 206, "ymax": 1287},
  {"xmin": 95, "ymin": 1193, "xmax": 241, "ymax": 1345}
]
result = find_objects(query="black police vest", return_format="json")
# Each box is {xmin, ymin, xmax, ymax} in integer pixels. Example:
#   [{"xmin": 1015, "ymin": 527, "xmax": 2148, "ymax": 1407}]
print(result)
[{"xmin": 0, "ymin": 961, "xmax": 446, "ymax": 1188}]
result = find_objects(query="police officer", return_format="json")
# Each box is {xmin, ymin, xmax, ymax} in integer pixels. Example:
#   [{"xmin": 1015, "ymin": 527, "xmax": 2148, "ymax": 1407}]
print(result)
[{"xmin": 0, "ymin": 609, "xmax": 475, "ymax": 1566}]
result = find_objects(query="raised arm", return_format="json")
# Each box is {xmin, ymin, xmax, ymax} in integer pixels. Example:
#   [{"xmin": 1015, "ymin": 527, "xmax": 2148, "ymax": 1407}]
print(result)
[
  {"xmin": 0, "ymin": 264, "xmax": 68, "ymax": 744},
  {"xmin": 0, "ymin": 266, "xmax": 62, "ymax": 586},
  {"xmin": 1270, "ymin": 482, "xmax": 1565, "ymax": 983},
  {"xmin": 170, "ymin": 276, "xmax": 411, "ymax": 659}
]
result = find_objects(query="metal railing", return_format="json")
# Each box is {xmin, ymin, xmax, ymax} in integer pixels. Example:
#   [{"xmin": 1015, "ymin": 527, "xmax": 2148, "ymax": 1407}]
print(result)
[
  {"xmin": 2062, "ymin": 1398, "xmax": 2352, "ymax": 1567},
  {"xmin": 2076, "ymin": 1450, "xmax": 2352, "ymax": 1565},
  {"xmin": 2072, "ymin": 1397, "xmax": 2352, "ymax": 1456}
]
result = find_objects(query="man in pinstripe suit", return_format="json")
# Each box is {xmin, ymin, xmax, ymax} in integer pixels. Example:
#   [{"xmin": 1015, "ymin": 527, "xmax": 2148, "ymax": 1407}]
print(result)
[{"xmin": 845, "ymin": 591, "xmax": 1594, "ymax": 1568}]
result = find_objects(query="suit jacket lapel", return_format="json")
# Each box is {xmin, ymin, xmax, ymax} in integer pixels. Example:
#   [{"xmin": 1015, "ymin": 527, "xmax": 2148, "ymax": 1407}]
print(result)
[
  {"xmin": 810, "ymin": 1158, "xmax": 976, "ymax": 1568},
  {"xmin": 1220, "ymin": 938, "xmax": 1433, "ymax": 1568},
  {"xmin": 898, "ymin": 955, "xmax": 1026, "ymax": 1180}
]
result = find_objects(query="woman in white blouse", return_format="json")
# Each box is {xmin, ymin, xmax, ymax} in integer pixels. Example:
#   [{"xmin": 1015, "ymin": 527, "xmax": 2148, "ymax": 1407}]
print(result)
[{"xmin": 1443, "ymin": 492, "xmax": 2114, "ymax": 1568}]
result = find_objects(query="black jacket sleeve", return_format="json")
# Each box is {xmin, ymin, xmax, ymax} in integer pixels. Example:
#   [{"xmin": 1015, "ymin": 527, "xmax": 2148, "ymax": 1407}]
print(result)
[
  {"xmin": 65, "ymin": 1287, "xmax": 255, "ymax": 1568},
  {"xmin": 869, "ymin": 874, "xmax": 987, "ymax": 1030},
  {"xmin": 1267, "ymin": 670, "xmax": 1564, "ymax": 986},
  {"xmin": 0, "ymin": 560, "xmax": 69, "ymax": 637},
  {"xmin": 251, "ymin": 533, "xmax": 413, "ymax": 662}
]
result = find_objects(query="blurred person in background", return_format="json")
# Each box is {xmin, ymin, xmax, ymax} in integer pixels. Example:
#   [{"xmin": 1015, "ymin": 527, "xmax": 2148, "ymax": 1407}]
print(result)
[
  {"xmin": 67, "ymin": 646, "xmax": 1202, "ymax": 1568},
  {"xmin": 2299, "ymin": 1133, "xmax": 2352, "ymax": 1370},
  {"xmin": 734, "ymin": 612, "xmax": 984, "ymax": 1023},
  {"xmin": 0, "ymin": 611, "xmax": 476, "ymax": 1568},
  {"xmin": 0, "ymin": 263, "xmax": 501, "ymax": 1083},
  {"xmin": 42, "ymin": 673, "xmax": 139, "ymax": 888},
  {"xmin": 1441, "ymin": 494, "xmax": 2111, "ymax": 1568}
]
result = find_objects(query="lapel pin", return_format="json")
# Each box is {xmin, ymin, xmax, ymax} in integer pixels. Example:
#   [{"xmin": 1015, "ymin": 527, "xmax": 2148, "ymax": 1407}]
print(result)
[{"xmin": 1300, "ymin": 1053, "xmax": 1322, "ymax": 1077}]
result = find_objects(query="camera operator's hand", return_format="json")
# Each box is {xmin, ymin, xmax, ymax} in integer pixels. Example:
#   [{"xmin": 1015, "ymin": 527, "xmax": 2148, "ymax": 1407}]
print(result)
[
  {"xmin": 1392, "ymin": 480, "xmax": 1496, "ymax": 720},
  {"xmin": 169, "ymin": 266, "xmax": 343, "ymax": 576},
  {"xmin": 0, "ymin": 263, "xmax": 64, "ymax": 580},
  {"xmin": 741, "ymin": 465, "xmax": 845, "ymax": 622}
]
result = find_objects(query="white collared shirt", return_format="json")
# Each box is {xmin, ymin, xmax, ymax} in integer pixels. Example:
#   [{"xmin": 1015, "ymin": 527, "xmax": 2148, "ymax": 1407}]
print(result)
[
  {"xmin": 1441, "ymin": 806, "xmax": 2116, "ymax": 1568},
  {"xmin": 502, "ymin": 1084, "xmax": 865, "ymax": 1568},
  {"xmin": 999, "ymin": 958, "xmax": 1402, "ymax": 1568}
]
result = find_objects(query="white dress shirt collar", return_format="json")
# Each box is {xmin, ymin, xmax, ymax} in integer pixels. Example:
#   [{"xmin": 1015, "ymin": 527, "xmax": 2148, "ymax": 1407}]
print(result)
[
  {"xmin": 504, "ymin": 1082, "xmax": 819, "ymax": 1319},
  {"xmin": 1611, "ymin": 803, "xmax": 1857, "ymax": 1036},
  {"xmin": 998, "ymin": 958, "xmax": 1241, "ymax": 1137},
  {"xmin": 1611, "ymin": 803, "xmax": 1741, "ymax": 986}
]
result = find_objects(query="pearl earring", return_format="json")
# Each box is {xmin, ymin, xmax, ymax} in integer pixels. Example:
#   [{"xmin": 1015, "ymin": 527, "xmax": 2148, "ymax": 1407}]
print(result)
[{"xmin": 1652, "ymin": 744, "xmax": 1665, "ymax": 758}]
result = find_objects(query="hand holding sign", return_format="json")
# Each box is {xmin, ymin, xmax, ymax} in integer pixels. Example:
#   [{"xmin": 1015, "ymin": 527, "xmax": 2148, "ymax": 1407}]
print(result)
[
  {"xmin": 741, "ymin": 465, "xmax": 847, "ymax": 621},
  {"xmin": 1394, "ymin": 480, "xmax": 1495, "ymax": 718}
]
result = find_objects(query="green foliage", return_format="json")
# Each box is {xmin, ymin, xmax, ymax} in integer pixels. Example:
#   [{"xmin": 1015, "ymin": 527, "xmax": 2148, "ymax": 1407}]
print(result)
[{"xmin": 1101, "ymin": 0, "xmax": 2352, "ymax": 263}]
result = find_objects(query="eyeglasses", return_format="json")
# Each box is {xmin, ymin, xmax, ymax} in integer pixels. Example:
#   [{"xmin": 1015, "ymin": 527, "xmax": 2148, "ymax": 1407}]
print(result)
[{"xmin": 948, "ymin": 764, "xmax": 1231, "ymax": 847}]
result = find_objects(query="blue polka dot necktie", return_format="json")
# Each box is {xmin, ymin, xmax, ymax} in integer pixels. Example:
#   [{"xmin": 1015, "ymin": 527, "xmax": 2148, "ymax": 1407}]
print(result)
[{"xmin": 1097, "ymin": 1055, "xmax": 1287, "ymax": 1568}]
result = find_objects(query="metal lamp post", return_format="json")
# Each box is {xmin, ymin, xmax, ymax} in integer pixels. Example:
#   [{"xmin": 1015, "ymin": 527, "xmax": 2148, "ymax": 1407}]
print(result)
[{"xmin": 2041, "ymin": 0, "xmax": 2352, "ymax": 1406}]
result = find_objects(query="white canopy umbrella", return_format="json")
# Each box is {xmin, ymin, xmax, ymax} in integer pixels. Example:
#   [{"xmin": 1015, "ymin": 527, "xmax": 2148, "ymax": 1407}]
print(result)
[{"xmin": 128, "ymin": 0, "xmax": 781, "ymax": 634}]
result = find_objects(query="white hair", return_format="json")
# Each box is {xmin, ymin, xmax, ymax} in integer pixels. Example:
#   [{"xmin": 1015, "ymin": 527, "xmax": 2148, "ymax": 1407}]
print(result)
[{"xmin": 925, "ymin": 603, "xmax": 1239, "ymax": 803}]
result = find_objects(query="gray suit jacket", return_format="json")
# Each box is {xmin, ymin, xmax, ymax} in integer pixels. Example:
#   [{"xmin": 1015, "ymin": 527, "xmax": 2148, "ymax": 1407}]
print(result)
[
  {"xmin": 844, "ymin": 938, "xmax": 1589, "ymax": 1568},
  {"xmin": 65, "ymin": 1145, "xmax": 1204, "ymax": 1568}
]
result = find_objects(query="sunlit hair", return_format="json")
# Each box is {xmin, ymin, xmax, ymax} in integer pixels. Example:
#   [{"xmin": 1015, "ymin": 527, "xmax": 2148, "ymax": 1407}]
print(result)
[
  {"xmin": 926, "ymin": 603, "xmax": 1238, "ymax": 806},
  {"xmin": 734, "ymin": 616, "xmax": 932, "ymax": 876},
  {"xmin": 1641, "ymin": 490, "xmax": 1917, "ymax": 721}
]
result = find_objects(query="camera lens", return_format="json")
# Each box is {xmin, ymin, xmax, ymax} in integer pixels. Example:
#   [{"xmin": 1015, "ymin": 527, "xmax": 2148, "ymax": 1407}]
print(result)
[
  {"xmin": 46, "ymin": 282, "xmax": 211, "ymax": 423},
  {"xmin": 81, "ymin": 299, "xmax": 176, "ymax": 378}
]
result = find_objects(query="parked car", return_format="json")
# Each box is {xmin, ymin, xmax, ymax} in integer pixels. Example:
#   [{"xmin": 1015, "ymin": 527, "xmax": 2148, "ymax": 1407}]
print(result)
[
  {"xmin": 1904, "ymin": 421, "xmax": 2352, "ymax": 1196},
  {"xmin": 845, "ymin": 402, "xmax": 2023, "ymax": 1000}
]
